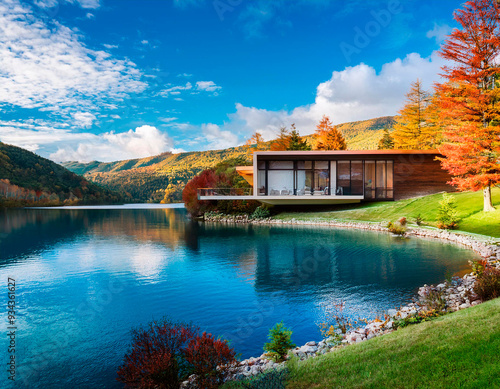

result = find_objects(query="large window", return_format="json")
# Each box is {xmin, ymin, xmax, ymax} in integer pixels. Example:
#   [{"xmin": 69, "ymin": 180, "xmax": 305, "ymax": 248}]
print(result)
[
  {"xmin": 257, "ymin": 158, "xmax": 393, "ymax": 199},
  {"xmin": 267, "ymin": 161, "xmax": 294, "ymax": 195},
  {"xmin": 337, "ymin": 161, "xmax": 350, "ymax": 195},
  {"xmin": 337, "ymin": 160, "xmax": 393, "ymax": 199},
  {"xmin": 365, "ymin": 161, "xmax": 376, "ymax": 199},
  {"xmin": 314, "ymin": 161, "xmax": 330, "ymax": 195}
]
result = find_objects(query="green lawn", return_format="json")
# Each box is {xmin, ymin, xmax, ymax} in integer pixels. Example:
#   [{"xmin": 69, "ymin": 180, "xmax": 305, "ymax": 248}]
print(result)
[
  {"xmin": 286, "ymin": 297, "xmax": 500, "ymax": 389},
  {"xmin": 275, "ymin": 187, "xmax": 500, "ymax": 238}
]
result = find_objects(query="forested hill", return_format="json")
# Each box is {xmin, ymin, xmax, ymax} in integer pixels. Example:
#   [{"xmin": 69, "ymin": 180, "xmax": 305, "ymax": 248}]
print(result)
[
  {"xmin": 63, "ymin": 115, "xmax": 395, "ymax": 203},
  {"xmin": 0, "ymin": 142, "xmax": 122, "ymax": 206}
]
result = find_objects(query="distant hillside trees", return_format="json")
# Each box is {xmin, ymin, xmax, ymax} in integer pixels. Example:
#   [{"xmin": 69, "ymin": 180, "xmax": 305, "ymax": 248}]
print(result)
[
  {"xmin": 392, "ymin": 80, "xmax": 442, "ymax": 149},
  {"xmin": 435, "ymin": 0, "xmax": 500, "ymax": 212},
  {"xmin": 314, "ymin": 116, "xmax": 347, "ymax": 150},
  {"xmin": 377, "ymin": 129, "xmax": 395, "ymax": 149},
  {"xmin": 0, "ymin": 142, "xmax": 122, "ymax": 207}
]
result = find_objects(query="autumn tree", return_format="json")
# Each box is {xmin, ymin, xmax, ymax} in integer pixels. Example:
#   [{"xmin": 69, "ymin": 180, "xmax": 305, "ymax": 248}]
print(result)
[
  {"xmin": 392, "ymin": 80, "xmax": 441, "ymax": 149},
  {"xmin": 287, "ymin": 124, "xmax": 311, "ymax": 150},
  {"xmin": 436, "ymin": 0, "xmax": 500, "ymax": 212},
  {"xmin": 377, "ymin": 129, "xmax": 395, "ymax": 149},
  {"xmin": 314, "ymin": 115, "xmax": 347, "ymax": 150},
  {"xmin": 245, "ymin": 131, "xmax": 267, "ymax": 156},
  {"xmin": 270, "ymin": 126, "xmax": 291, "ymax": 151}
]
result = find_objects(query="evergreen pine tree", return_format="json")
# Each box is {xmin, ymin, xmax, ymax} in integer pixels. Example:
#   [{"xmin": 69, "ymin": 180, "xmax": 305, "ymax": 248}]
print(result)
[
  {"xmin": 377, "ymin": 129, "xmax": 395, "ymax": 149},
  {"xmin": 287, "ymin": 124, "xmax": 311, "ymax": 150}
]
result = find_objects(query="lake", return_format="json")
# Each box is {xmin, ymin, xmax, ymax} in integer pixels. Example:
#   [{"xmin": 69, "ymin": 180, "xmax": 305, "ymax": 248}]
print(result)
[{"xmin": 0, "ymin": 205, "xmax": 479, "ymax": 388}]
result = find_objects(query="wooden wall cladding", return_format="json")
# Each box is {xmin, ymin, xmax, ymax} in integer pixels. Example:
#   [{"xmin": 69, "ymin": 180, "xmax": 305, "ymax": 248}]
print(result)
[{"xmin": 393, "ymin": 154, "xmax": 454, "ymax": 200}]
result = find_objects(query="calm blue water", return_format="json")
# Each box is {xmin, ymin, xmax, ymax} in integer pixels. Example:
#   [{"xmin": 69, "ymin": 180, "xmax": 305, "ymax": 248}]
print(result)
[{"xmin": 0, "ymin": 205, "xmax": 478, "ymax": 388}]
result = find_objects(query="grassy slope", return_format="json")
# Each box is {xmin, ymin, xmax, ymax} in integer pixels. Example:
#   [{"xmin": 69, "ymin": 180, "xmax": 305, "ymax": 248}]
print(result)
[
  {"xmin": 276, "ymin": 188, "xmax": 500, "ymax": 238},
  {"xmin": 286, "ymin": 297, "xmax": 500, "ymax": 389}
]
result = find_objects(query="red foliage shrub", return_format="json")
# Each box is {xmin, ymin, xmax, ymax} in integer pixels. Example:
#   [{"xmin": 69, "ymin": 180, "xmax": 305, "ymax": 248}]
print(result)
[
  {"xmin": 184, "ymin": 332, "xmax": 237, "ymax": 389},
  {"xmin": 398, "ymin": 217, "xmax": 407, "ymax": 226},
  {"xmin": 116, "ymin": 318, "xmax": 199, "ymax": 389},
  {"xmin": 182, "ymin": 170, "xmax": 228, "ymax": 216}
]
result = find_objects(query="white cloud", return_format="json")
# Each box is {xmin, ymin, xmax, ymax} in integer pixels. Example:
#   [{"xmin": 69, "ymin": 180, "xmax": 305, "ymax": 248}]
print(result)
[
  {"xmin": 227, "ymin": 52, "xmax": 447, "ymax": 141},
  {"xmin": 85, "ymin": 12, "xmax": 95, "ymax": 19},
  {"xmin": 72, "ymin": 112, "xmax": 96, "ymax": 128},
  {"xmin": 103, "ymin": 43, "xmax": 118, "ymax": 49},
  {"xmin": 159, "ymin": 82, "xmax": 192, "ymax": 97},
  {"xmin": 195, "ymin": 81, "xmax": 222, "ymax": 92},
  {"xmin": 34, "ymin": 0, "xmax": 101, "ymax": 10},
  {"xmin": 426, "ymin": 23, "xmax": 453, "ymax": 44},
  {"xmin": 200, "ymin": 123, "xmax": 239, "ymax": 150},
  {"xmin": 0, "ymin": 0, "xmax": 146, "ymax": 118},
  {"xmin": 49, "ymin": 125, "xmax": 177, "ymax": 162},
  {"xmin": 177, "ymin": 73, "xmax": 192, "ymax": 78},
  {"xmin": 159, "ymin": 117, "xmax": 178, "ymax": 123},
  {"xmin": 141, "ymin": 40, "xmax": 149, "ymax": 45}
]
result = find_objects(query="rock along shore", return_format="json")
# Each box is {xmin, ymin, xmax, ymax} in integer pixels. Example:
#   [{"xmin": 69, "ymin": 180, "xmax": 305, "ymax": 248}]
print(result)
[{"xmin": 186, "ymin": 214, "xmax": 500, "ymax": 386}]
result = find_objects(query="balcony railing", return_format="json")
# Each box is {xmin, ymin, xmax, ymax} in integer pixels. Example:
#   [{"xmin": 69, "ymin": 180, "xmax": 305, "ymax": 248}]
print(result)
[{"xmin": 198, "ymin": 188, "xmax": 253, "ymax": 197}]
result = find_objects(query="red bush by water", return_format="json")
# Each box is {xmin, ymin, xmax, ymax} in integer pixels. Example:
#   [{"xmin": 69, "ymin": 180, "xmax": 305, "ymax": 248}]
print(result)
[
  {"xmin": 116, "ymin": 318, "xmax": 198, "ymax": 389},
  {"xmin": 185, "ymin": 332, "xmax": 237, "ymax": 389}
]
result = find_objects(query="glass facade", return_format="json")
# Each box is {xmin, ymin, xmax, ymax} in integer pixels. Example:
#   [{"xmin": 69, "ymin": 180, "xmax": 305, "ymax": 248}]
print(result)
[{"xmin": 258, "ymin": 159, "xmax": 394, "ymax": 199}]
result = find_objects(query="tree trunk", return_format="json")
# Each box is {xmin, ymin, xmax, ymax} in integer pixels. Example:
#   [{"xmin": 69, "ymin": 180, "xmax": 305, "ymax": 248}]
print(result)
[{"xmin": 483, "ymin": 185, "xmax": 496, "ymax": 212}]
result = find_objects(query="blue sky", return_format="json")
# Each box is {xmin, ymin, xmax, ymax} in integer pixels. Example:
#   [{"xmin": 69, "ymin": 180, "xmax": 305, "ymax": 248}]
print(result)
[{"xmin": 0, "ymin": 0, "xmax": 461, "ymax": 162}]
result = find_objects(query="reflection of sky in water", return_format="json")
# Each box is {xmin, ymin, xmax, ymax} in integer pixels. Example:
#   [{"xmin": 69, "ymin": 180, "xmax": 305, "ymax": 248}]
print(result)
[{"xmin": 0, "ymin": 207, "xmax": 479, "ymax": 388}]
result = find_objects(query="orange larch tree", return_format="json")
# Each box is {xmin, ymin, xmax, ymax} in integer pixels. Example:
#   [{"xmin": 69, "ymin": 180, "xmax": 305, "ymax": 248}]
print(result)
[
  {"xmin": 270, "ymin": 126, "xmax": 291, "ymax": 151},
  {"xmin": 245, "ymin": 131, "xmax": 267, "ymax": 155},
  {"xmin": 314, "ymin": 115, "xmax": 347, "ymax": 150},
  {"xmin": 436, "ymin": 0, "xmax": 500, "ymax": 212}
]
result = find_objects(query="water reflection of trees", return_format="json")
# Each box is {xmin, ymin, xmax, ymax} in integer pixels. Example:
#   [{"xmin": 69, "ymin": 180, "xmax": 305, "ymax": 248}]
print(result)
[{"xmin": 0, "ymin": 208, "xmax": 196, "ymax": 264}]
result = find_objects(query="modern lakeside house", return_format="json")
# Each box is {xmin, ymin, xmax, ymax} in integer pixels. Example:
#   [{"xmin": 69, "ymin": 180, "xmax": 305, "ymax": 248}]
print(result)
[{"xmin": 198, "ymin": 150, "xmax": 453, "ymax": 205}]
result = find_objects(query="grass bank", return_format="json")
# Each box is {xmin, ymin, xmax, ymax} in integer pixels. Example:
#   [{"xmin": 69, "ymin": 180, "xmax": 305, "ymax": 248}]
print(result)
[
  {"xmin": 275, "ymin": 188, "xmax": 500, "ymax": 238},
  {"xmin": 286, "ymin": 297, "xmax": 500, "ymax": 388}
]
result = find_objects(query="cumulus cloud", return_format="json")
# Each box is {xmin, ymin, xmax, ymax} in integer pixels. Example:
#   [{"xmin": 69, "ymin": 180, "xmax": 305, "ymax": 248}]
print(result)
[
  {"xmin": 0, "ymin": 0, "xmax": 146, "ymax": 118},
  {"xmin": 49, "ymin": 125, "xmax": 177, "ymax": 162},
  {"xmin": 426, "ymin": 23, "xmax": 453, "ymax": 44},
  {"xmin": 227, "ymin": 52, "xmax": 448, "ymax": 141}
]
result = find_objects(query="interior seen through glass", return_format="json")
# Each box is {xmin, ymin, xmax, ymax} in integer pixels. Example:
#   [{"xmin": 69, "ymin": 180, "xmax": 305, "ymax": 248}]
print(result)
[{"xmin": 257, "ymin": 160, "xmax": 394, "ymax": 198}]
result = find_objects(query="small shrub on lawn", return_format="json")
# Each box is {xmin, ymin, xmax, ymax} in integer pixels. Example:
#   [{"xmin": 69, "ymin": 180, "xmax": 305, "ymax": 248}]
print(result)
[
  {"xmin": 437, "ymin": 193, "xmax": 460, "ymax": 229},
  {"xmin": 251, "ymin": 205, "xmax": 271, "ymax": 220},
  {"xmin": 414, "ymin": 214, "xmax": 423, "ymax": 226},
  {"xmin": 398, "ymin": 217, "xmax": 407, "ymax": 226},
  {"xmin": 474, "ymin": 266, "xmax": 500, "ymax": 301},
  {"xmin": 387, "ymin": 221, "xmax": 407, "ymax": 236},
  {"xmin": 263, "ymin": 322, "xmax": 295, "ymax": 362}
]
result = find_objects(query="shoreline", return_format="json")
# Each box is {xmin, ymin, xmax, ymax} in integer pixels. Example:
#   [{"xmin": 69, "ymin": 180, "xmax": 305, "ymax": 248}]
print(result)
[{"xmin": 191, "ymin": 213, "xmax": 500, "ymax": 385}]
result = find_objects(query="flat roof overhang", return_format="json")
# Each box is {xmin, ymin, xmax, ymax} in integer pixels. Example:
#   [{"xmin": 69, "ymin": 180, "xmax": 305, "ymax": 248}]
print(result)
[{"xmin": 253, "ymin": 150, "xmax": 441, "ymax": 160}]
